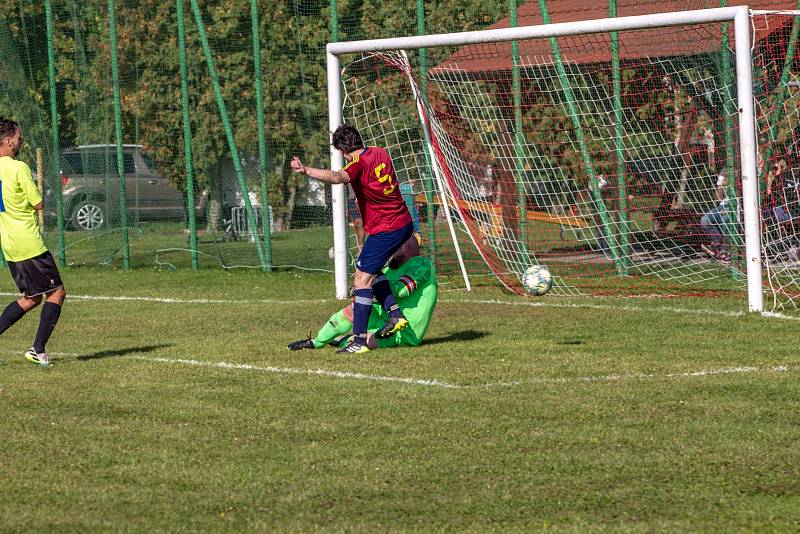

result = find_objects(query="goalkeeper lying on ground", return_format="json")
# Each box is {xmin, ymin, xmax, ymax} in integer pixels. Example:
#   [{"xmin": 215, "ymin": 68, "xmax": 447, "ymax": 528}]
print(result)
[{"xmin": 288, "ymin": 234, "xmax": 437, "ymax": 351}]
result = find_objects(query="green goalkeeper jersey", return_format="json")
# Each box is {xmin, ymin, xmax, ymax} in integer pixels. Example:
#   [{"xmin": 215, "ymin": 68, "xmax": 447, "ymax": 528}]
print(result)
[{"xmin": 374, "ymin": 255, "xmax": 437, "ymax": 347}]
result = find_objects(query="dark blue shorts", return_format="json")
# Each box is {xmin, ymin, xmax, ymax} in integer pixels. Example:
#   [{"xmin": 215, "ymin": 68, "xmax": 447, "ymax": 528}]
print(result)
[{"xmin": 356, "ymin": 223, "xmax": 414, "ymax": 274}]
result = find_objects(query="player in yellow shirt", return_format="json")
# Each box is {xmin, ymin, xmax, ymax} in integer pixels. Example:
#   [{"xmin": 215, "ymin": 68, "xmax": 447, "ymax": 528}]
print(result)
[{"xmin": 0, "ymin": 118, "xmax": 66, "ymax": 366}]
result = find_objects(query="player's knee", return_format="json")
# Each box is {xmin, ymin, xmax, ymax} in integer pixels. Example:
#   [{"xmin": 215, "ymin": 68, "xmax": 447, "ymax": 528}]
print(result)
[
  {"xmin": 353, "ymin": 269, "xmax": 374, "ymax": 289},
  {"xmin": 19, "ymin": 294, "xmax": 42, "ymax": 311},
  {"xmin": 47, "ymin": 286, "xmax": 66, "ymax": 305}
]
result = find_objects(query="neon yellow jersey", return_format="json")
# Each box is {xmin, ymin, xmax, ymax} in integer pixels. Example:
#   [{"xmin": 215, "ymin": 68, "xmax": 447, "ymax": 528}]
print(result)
[{"xmin": 0, "ymin": 156, "xmax": 46, "ymax": 262}]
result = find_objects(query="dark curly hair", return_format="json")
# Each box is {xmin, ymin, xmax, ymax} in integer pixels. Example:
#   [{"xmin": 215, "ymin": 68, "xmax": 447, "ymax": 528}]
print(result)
[
  {"xmin": 0, "ymin": 118, "xmax": 19, "ymax": 142},
  {"xmin": 331, "ymin": 124, "xmax": 364, "ymax": 153}
]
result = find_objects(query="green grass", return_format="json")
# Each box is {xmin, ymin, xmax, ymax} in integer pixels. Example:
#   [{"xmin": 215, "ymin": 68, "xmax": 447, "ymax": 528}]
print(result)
[{"xmin": 1, "ymin": 268, "xmax": 799, "ymax": 532}]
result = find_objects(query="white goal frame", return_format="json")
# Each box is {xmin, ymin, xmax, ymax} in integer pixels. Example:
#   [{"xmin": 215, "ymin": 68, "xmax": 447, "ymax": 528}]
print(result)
[{"xmin": 326, "ymin": 6, "xmax": 763, "ymax": 312}]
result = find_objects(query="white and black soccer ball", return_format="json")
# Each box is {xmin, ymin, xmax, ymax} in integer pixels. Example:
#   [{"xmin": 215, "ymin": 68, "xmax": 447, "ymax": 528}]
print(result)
[{"xmin": 521, "ymin": 265, "xmax": 553, "ymax": 296}]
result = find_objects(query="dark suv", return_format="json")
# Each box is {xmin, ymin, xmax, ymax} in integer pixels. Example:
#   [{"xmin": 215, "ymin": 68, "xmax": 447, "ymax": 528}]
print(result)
[{"xmin": 60, "ymin": 144, "xmax": 201, "ymax": 230}]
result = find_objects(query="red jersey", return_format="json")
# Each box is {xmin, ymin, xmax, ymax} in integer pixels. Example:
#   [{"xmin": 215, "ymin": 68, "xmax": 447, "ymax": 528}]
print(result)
[{"xmin": 342, "ymin": 146, "xmax": 412, "ymax": 234}]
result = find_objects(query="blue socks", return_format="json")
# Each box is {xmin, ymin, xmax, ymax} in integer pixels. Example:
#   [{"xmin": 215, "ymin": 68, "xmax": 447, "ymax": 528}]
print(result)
[{"xmin": 352, "ymin": 288, "xmax": 373, "ymax": 342}]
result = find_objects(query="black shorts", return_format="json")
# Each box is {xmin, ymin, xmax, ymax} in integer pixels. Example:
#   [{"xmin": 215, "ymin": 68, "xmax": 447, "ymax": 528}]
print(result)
[{"xmin": 7, "ymin": 251, "xmax": 64, "ymax": 297}]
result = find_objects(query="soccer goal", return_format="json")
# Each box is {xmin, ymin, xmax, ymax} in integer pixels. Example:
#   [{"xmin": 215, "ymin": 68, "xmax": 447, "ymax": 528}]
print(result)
[{"xmin": 327, "ymin": 6, "xmax": 800, "ymax": 313}]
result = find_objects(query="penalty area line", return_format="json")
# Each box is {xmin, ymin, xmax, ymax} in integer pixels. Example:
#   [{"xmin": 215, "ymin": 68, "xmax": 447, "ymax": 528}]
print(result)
[
  {"xmin": 121, "ymin": 356, "xmax": 800, "ymax": 390},
  {"xmin": 535, "ymin": 364, "xmax": 799, "ymax": 385},
  {"xmin": 132, "ymin": 356, "xmax": 477, "ymax": 389},
  {"xmin": 45, "ymin": 351, "xmax": 474, "ymax": 389},
  {"xmin": 46, "ymin": 352, "xmax": 799, "ymax": 389}
]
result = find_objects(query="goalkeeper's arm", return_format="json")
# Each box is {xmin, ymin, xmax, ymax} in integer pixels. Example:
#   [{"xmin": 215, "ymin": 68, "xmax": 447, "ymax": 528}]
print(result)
[{"xmin": 389, "ymin": 260, "xmax": 433, "ymax": 299}]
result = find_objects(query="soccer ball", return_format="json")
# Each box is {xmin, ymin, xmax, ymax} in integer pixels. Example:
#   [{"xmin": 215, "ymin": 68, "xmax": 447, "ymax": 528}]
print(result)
[{"xmin": 521, "ymin": 265, "xmax": 553, "ymax": 296}]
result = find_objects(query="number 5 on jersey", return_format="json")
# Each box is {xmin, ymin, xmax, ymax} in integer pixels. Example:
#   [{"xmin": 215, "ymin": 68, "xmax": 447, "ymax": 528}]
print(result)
[{"xmin": 374, "ymin": 163, "xmax": 395, "ymax": 195}]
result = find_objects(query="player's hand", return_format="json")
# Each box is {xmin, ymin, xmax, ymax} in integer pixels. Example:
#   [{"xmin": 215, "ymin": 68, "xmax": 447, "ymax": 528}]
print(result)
[{"xmin": 290, "ymin": 156, "xmax": 306, "ymax": 175}]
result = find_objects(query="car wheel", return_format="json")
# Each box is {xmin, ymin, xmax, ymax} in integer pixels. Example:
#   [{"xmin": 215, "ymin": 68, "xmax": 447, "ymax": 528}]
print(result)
[{"xmin": 71, "ymin": 199, "xmax": 106, "ymax": 230}]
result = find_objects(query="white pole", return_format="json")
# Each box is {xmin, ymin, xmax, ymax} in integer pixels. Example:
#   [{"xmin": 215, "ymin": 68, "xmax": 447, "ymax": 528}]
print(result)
[
  {"xmin": 399, "ymin": 51, "xmax": 472, "ymax": 291},
  {"xmin": 734, "ymin": 7, "xmax": 764, "ymax": 313},
  {"xmin": 328, "ymin": 7, "xmax": 743, "ymax": 55},
  {"xmin": 327, "ymin": 51, "xmax": 349, "ymax": 299}
]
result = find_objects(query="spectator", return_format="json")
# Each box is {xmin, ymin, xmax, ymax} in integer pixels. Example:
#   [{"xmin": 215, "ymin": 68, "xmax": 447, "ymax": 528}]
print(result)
[
  {"xmin": 763, "ymin": 157, "xmax": 797, "ymax": 259},
  {"xmin": 700, "ymin": 169, "xmax": 733, "ymax": 263}
]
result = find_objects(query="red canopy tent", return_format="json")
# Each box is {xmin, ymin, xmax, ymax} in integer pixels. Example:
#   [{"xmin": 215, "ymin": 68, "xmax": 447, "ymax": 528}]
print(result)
[{"xmin": 435, "ymin": 0, "xmax": 798, "ymax": 73}]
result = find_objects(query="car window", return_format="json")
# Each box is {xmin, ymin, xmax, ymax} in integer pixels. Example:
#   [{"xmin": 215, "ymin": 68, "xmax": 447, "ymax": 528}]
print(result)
[
  {"xmin": 80, "ymin": 151, "xmax": 136, "ymax": 175},
  {"xmin": 141, "ymin": 152, "xmax": 158, "ymax": 174},
  {"xmin": 83, "ymin": 152, "xmax": 112, "ymax": 174},
  {"xmin": 121, "ymin": 153, "xmax": 135, "ymax": 173},
  {"xmin": 62, "ymin": 153, "xmax": 83, "ymax": 174}
]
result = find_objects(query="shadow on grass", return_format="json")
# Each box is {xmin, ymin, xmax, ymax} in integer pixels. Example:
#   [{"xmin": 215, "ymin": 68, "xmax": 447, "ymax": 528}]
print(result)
[
  {"xmin": 422, "ymin": 330, "xmax": 488, "ymax": 346},
  {"xmin": 557, "ymin": 339, "xmax": 586, "ymax": 345},
  {"xmin": 77, "ymin": 344, "xmax": 172, "ymax": 361}
]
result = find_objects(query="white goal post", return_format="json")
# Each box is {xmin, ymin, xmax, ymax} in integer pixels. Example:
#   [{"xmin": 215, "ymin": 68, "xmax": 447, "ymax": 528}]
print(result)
[{"xmin": 326, "ymin": 6, "xmax": 763, "ymax": 312}]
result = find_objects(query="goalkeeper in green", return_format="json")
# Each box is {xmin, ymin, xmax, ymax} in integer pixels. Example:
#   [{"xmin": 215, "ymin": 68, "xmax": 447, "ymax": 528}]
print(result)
[{"xmin": 288, "ymin": 234, "xmax": 437, "ymax": 351}]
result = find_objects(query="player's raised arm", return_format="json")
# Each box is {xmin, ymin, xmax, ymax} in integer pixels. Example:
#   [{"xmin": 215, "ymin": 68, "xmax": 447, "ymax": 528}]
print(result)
[{"xmin": 291, "ymin": 156, "xmax": 350, "ymax": 185}]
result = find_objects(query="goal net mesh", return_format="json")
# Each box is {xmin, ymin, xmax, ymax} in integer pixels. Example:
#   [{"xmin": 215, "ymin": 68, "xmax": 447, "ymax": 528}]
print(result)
[{"xmin": 340, "ymin": 13, "xmax": 800, "ymax": 309}]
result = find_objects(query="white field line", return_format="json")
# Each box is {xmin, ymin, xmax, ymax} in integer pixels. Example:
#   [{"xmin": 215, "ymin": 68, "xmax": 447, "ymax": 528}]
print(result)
[
  {"xmin": 45, "ymin": 352, "xmax": 470, "ymax": 389},
  {"xmin": 136, "ymin": 356, "xmax": 474, "ymax": 389},
  {"xmin": 3, "ymin": 290, "xmax": 799, "ymax": 320},
  {"xmin": 444, "ymin": 298, "xmax": 800, "ymax": 321},
  {"xmin": 538, "ymin": 365, "xmax": 797, "ymax": 384},
  {"xmin": 47, "ymin": 351, "xmax": 799, "ymax": 390},
  {"xmin": 138, "ymin": 358, "xmax": 797, "ymax": 389},
  {"xmin": 0, "ymin": 291, "xmax": 327, "ymax": 306}
]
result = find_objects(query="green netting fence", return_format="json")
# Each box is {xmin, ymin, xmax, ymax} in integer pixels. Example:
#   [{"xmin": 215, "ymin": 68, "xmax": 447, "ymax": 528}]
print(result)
[
  {"xmin": 0, "ymin": 0, "xmax": 506, "ymax": 276},
  {"xmin": 1, "ymin": 1, "xmax": 800, "ymax": 310}
]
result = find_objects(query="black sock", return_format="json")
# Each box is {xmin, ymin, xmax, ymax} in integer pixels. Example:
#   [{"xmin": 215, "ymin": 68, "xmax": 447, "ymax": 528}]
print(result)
[
  {"xmin": 0, "ymin": 301, "xmax": 26, "ymax": 336},
  {"xmin": 373, "ymin": 276, "xmax": 402, "ymax": 318},
  {"xmin": 33, "ymin": 302, "xmax": 62, "ymax": 354}
]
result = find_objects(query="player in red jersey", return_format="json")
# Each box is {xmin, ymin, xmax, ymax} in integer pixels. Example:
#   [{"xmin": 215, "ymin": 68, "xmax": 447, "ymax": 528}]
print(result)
[{"xmin": 291, "ymin": 125, "xmax": 414, "ymax": 354}]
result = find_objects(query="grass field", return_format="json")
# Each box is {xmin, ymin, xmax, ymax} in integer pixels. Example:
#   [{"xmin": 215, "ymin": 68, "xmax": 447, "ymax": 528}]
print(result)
[{"xmin": 1, "ymin": 267, "xmax": 799, "ymax": 532}]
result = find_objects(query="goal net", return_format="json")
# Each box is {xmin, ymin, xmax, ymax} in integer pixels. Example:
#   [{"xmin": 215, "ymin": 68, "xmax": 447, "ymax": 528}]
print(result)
[{"xmin": 333, "ymin": 8, "xmax": 800, "ymax": 312}]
